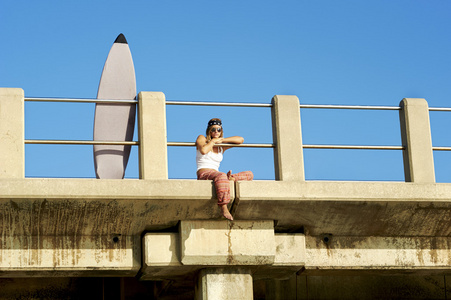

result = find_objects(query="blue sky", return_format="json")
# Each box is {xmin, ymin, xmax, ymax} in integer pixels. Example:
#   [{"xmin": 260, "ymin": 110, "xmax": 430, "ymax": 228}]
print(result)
[{"xmin": 1, "ymin": 1, "xmax": 450, "ymax": 181}]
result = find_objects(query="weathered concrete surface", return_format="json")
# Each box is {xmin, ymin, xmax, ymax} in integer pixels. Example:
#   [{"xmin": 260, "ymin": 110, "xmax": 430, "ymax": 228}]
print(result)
[
  {"xmin": 141, "ymin": 228, "xmax": 304, "ymax": 281},
  {"xmin": 0, "ymin": 88, "xmax": 24, "ymax": 179},
  {"xmin": 273, "ymin": 233, "xmax": 305, "ymax": 266},
  {"xmin": 195, "ymin": 268, "xmax": 253, "ymax": 300},
  {"xmin": 0, "ymin": 178, "xmax": 234, "ymax": 235},
  {"xmin": 234, "ymin": 181, "xmax": 451, "ymax": 236},
  {"xmin": 400, "ymin": 98, "xmax": 435, "ymax": 183},
  {"xmin": 138, "ymin": 92, "xmax": 168, "ymax": 180},
  {"xmin": 0, "ymin": 235, "xmax": 140, "ymax": 277},
  {"xmin": 303, "ymin": 236, "xmax": 451, "ymax": 275},
  {"xmin": 180, "ymin": 220, "xmax": 275, "ymax": 266},
  {"xmin": 253, "ymin": 233, "xmax": 306, "ymax": 280},
  {"xmin": 141, "ymin": 232, "xmax": 199, "ymax": 280},
  {"xmin": 271, "ymin": 95, "xmax": 304, "ymax": 181}
]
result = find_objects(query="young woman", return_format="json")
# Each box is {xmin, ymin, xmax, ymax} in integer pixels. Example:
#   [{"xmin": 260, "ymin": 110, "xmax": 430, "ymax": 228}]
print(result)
[{"xmin": 196, "ymin": 118, "xmax": 253, "ymax": 220}]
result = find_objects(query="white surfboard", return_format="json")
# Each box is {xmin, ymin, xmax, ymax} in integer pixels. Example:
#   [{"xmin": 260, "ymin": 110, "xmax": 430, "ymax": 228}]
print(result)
[{"xmin": 93, "ymin": 33, "xmax": 136, "ymax": 179}]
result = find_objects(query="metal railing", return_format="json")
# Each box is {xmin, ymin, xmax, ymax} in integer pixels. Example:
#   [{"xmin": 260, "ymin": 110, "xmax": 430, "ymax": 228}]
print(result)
[{"xmin": 24, "ymin": 97, "xmax": 451, "ymax": 152}]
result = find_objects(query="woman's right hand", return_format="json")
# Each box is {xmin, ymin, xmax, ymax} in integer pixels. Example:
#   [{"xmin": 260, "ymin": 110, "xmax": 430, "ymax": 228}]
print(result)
[{"xmin": 211, "ymin": 138, "xmax": 224, "ymax": 144}]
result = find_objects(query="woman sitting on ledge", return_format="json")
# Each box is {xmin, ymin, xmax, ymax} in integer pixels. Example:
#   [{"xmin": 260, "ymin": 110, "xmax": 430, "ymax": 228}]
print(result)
[{"xmin": 196, "ymin": 118, "xmax": 254, "ymax": 220}]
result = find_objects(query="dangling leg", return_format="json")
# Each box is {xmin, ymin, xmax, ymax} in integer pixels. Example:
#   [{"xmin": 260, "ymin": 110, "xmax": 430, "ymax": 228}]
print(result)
[
  {"xmin": 219, "ymin": 204, "xmax": 233, "ymax": 221},
  {"xmin": 198, "ymin": 170, "xmax": 233, "ymax": 220},
  {"xmin": 212, "ymin": 172, "xmax": 233, "ymax": 220}
]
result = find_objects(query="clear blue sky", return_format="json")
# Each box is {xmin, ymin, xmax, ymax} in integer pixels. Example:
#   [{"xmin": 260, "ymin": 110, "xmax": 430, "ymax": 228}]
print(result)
[{"xmin": 1, "ymin": 1, "xmax": 450, "ymax": 181}]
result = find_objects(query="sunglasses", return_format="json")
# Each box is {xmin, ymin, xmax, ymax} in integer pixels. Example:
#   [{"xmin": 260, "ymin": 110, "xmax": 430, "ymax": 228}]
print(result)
[{"xmin": 210, "ymin": 127, "xmax": 222, "ymax": 133}]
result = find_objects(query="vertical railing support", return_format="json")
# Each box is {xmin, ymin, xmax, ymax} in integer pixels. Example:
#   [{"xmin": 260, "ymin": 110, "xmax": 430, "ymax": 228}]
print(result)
[
  {"xmin": 138, "ymin": 92, "xmax": 168, "ymax": 179},
  {"xmin": 399, "ymin": 98, "xmax": 435, "ymax": 183},
  {"xmin": 271, "ymin": 95, "xmax": 305, "ymax": 181},
  {"xmin": 0, "ymin": 88, "xmax": 25, "ymax": 178}
]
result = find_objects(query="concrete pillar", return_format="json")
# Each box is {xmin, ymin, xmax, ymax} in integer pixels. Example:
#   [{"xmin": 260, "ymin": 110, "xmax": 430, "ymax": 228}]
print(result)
[
  {"xmin": 138, "ymin": 92, "xmax": 168, "ymax": 179},
  {"xmin": 195, "ymin": 268, "xmax": 253, "ymax": 300},
  {"xmin": 399, "ymin": 98, "xmax": 435, "ymax": 183},
  {"xmin": 0, "ymin": 88, "xmax": 25, "ymax": 179},
  {"xmin": 271, "ymin": 95, "xmax": 304, "ymax": 181}
]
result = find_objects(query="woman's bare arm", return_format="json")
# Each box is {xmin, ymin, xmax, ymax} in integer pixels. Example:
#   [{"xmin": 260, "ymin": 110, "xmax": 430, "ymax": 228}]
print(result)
[
  {"xmin": 221, "ymin": 136, "xmax": 244, "ymax": 151},
  {"xmin": 196, "ymin": 135, "xmax": 224, "ymax": 154}
]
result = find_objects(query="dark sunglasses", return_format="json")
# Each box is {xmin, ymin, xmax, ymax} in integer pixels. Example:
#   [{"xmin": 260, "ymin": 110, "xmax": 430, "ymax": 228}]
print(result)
[{"xmin": 210, "ymin": 127, "xmax": 222, "ymax": 133}]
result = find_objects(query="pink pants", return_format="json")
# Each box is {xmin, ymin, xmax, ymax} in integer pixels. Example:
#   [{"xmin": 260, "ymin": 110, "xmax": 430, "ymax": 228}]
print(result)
[{"xmin": 197, "ymin": 170, "xmax": 254, "ymax": 205}]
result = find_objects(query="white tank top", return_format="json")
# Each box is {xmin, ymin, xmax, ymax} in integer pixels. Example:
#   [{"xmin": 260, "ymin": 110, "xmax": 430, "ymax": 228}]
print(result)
[{"xmin": 196, "ymin": 147, "xmax": 223, "ymax": 171}]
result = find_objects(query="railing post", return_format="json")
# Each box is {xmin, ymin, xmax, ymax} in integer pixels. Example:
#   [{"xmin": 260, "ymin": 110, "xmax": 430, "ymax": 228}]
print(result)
[
  {"xmin": 0, "ymin": 88, "xmax": 25, "ymax": 179},
  {"xmin": 138, "ymin": 92, "xmax": 168, "ymax": 180},
  {"xmin": 399, "ymin": 98, "xmax": 435, "ymax": 183},
  {"xmin": 271, "ymin": 95, "xmax": 305, "ymax": 181}
]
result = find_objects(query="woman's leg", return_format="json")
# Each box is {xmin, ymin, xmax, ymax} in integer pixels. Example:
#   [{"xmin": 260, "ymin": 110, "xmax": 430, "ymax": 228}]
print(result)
[{"xmin": 197, "ymin": 170, "xmax": 233, "ymax": 220}]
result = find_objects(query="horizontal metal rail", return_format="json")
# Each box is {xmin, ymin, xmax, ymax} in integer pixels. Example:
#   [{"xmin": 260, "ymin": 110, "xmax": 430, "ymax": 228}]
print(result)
[
  {"xmin": 25, "ymin": 97, "xmax": 451, "ymax": 112},
  {"xmin": 25, "ymin": 140, "xmax": 451, "ymax": 151},
  {"xmin": 303, "ymin": 144, "xmax": 404, "ymax": 150},
  {"xmin": 25, "ymin": 97, "xmax": 138, "ymax": 104},
  {"xmin": 433, "ymin": 147, "xmax": 451, "ymax": 151},
  {"xmin": 168, "ymin": 142, "xmax": 405, "ymax": 150},
  {"xmin": 25, "ymin": 140, "xmax": 138, "ymax": 145},
  {"xmin": 167, "ymin": 142, "xmax": 274, "ymax": 148},
  {"xmin": 299, "ymin": 104, "xmax": 401, "ymax": 110},
  {"xmin": 429, "ymin": 107, "xmax": 451, "ymax": 112},
  {"xmin": 166, "ymin": 100, "xmax": 272, "ymax": 107}
]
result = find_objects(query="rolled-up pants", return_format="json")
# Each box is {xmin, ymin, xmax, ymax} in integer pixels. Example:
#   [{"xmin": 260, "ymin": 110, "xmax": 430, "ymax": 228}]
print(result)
[{"xmin": 197, "ymin": 170, "xmax": 254, "ymax": 205}]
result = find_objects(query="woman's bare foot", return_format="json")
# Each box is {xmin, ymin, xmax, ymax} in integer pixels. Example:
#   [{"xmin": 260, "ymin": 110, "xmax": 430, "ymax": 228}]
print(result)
[
  {"xmin": 220, "ymin": 205, "xmax": 234, "ymax": 220},
  {"xmin": 227, "ymin": 170, "xmax": 236, "ymax": 182}
]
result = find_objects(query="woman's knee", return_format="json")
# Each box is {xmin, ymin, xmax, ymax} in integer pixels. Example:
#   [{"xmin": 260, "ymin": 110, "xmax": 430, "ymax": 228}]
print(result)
[{"xmin": 214, "ymin": 172, "xmax": 228, "ymax": 182}]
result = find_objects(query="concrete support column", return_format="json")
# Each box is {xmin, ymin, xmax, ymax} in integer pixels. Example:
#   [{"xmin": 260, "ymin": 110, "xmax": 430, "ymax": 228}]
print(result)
[
  {"xmin": 138, "ymin": 92, "xmax": 168, "ymax": 179},
  {"xmin": 195, "ymin": 268, "xmax": 253, "ymax": 300},
  {"xmin": 0, "ymin": 88, "xmax": 25, "ymax": 179},
  {"xmin": 399, "ymin": 98, "xmax": 435, "ymax": 183},
  {"xmin": 271, "ymin": 95, "xmax": 304, "ymax": 181}
]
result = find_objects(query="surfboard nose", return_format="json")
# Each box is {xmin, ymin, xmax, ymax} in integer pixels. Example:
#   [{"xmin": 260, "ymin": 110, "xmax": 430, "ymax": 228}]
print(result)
[{"xmin": 114, "ymin": 33, "xmax": 128, "ymax": 44}]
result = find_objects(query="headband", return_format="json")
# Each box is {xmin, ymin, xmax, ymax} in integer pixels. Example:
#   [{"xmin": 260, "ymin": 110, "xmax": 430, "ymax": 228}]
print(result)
[{"xmin": 208, "ymin": 120, "xmax": 222, "ymax": 127}]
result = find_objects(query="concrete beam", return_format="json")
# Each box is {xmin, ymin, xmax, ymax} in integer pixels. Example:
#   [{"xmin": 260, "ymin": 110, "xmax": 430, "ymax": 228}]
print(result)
[
  {"xmin": 0, "ymin": 88, "xmax": 24, "ymax": 179},
  {"xmin": 271, "ymin": 95, "xmax": 305, "ymax": 181},
  {"xmin": 399, "ymin": 98, "xmax": 435, "ymax": 183},
  {"xmin": 2, "ymin": 178, "xmax": 450, "ymax": 237},
  {"xmin": 0, "ymin": 235, "xmax": 140, "ymax": 277},
  {"xmin": 253, "ymin": 233, "xmax": 306, "ymax": 280},
  {"xmin": 141, "ymin": 230, "xmax": 305, "ymax": 281},
  {"xmin": 0, "ymin": 178, "xmax": 234, "ymax": 235},
  {"xmin": 140, "ymin": 232, "xmax": 199, "ymax": 280},
  {"xmin": 180, "ymin": 220, "xmax": 275, "ymax": 266},
  {"xmin": 303, "ymin": 236, "xmax": 451, "ymax": 275},
  {"xmin": 138, "ymin": 92, "xmax": 168, "ymax": 179},
  {"xmin": 235, "ymin": 180, "xmax": 451, "ymax": 236}
]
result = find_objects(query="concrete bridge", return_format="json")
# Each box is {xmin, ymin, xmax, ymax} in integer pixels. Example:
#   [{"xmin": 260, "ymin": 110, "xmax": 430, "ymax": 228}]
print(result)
[{"xmin": 0, "ymin": 88, "xmax": 450, "ymax": 299}]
